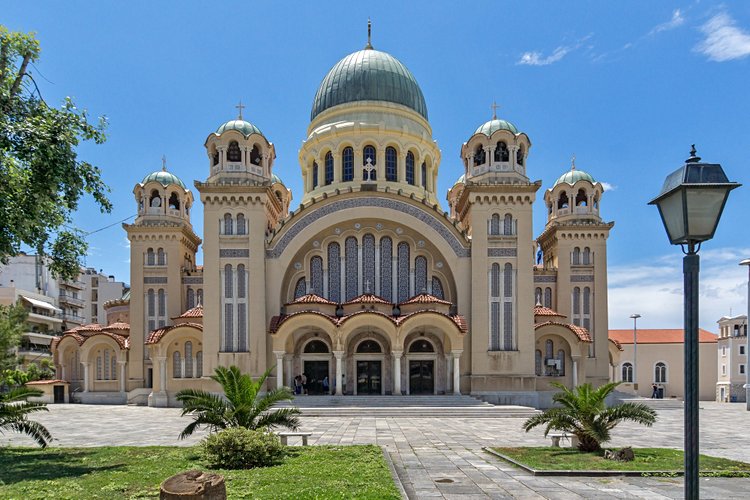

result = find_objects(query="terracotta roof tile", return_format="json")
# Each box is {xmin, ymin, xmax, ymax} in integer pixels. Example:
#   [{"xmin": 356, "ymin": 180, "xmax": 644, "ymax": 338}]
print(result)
[
  {"xmin": 269, "ymin": 309, "xmax": 467, "ymax": 335},
  {"xmin": 286, "ymin": 293, "xmax": 337, "ymax": 306},
  {"xmin": 399, "ymin": 293, "xmax": 452, "ymax": 306},
  {"xmin": 609, "ymin": 338, "xmax": 624, "ymax": 351},
  {"xmin": 145, "ymin": 322, "xmax": 203, "ymax": 344},
  {"xmin": 176, "ymin": 304, "xmax": 204, "ymax": 318},
  {"xmin": 103, "ymin": 322, "xmax": 130, "ymax": 331},
  {"xmin": 609, "ymin": 329, "xmax": 717, "ymax": 344},
  {"xmin": 343, "ymin": 293, "xmax": 391, "ymax": 305},
  {"xmin": 534, "ymin": 305, "xmax": 566, "ymax": 318},
  {"xmin": 536, "ymin": 320, "xmax": 592, "ymax": 343},
  {"xmin": 26, "ymin": 379, "xmax": 68, "ymax": 385}
]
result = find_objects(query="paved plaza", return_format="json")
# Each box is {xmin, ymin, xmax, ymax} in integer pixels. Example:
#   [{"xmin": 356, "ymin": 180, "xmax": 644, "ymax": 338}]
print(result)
[{"xmin": 3, "ymin": 401, "xmax": 750, "ymax": 498}]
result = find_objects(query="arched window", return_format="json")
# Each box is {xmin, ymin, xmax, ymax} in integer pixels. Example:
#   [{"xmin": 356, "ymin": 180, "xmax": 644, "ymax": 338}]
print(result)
[
  {"xmin": 503, "ymin": 214, "xmax": 513, "ymax": 235},
  {"xmin": 147, "ymin": 289, "xmax": 155, "ymax": 317},
  {"xmin": 325, "ymin": 152, "xmax": 334, "ymax": 185},
  {"xmin": 111, "ymin": 352, "xmax": 117, "ymax": 381},
  {"xmin": 363, "ymin": 145, "xmax": 377, "ymax": 180},
  {"xmin": 294, "ymin": 278, "xmax": 306, "ymax": 299},
  {"xmin": 236, "ymin": 214, "xmax": 246, "ymax": 235},
  {"xmin": 249, "ymin": 145, "xmax": 261, "ymax": 165},
  {"xmin": 168, "ymin": 192, "xmax": 180, "ymax": 210},
  {"xmin": 362, "ymin": 234, "xmax": 375, "ymax": 294},
  {"xmin": 96, "ymin": 352, "xmax": 103, "ymax": 380},
  {"xmin": 490, "ymin": 263, "xmax": 500, "ymax": 351},
  {"xmin": 545, "ymin": 340, "xmax": 554, "ymax": 375},
  {"xmin": 227, "ymin": 141, "xmax": 241, "ymax": 162},
  {"xmin": 516, "ymin": 146, "xmax": 524, "ymax": 165},
  {"xmin": 345, "ymin": 237, "xmax": 358, "ymax": 301},
  {"xmin": 432, "ymin": 277, "xmax": 444, "ymax": 300},
  {"xmin": 495, "ymin": 141, "xmax": 509, "ymax": 162},
  {"xmin": 415, "ymin": 256, "xmax": 427, "ymax": 293},
  {"xmin": 149, "ymin": 190, "xmax": 161, "ymax": 208},
  {"xmin": 312, "ymin": 162, "xmax": 319, "ymax": 188},
  {"xmin": 173, "ymin": 351, "xmax": 182, "ymax": 378},
  {"xmin": 397, "ymin": 242, "xmax": 410, "ymax": 302},
  {"xmin": 185, "ymin": 341, "xmax": 193, "ymax": 378},
  {"xmin": 146, "ymin": 248, "xmax": 155, "ymax": 266},
  {"xmin": 503, "ymin": 263, "xmax": 514, "ymax": 349},
  {"xmin": 310, "ymin": 256, "xmax": 323, "ymax": 296},
  {"xmin": 421, "ymin": 162, "xmax": 427, "ymax": 189},
  {"xmin": 489, "ymin": 214, "xmax": 500, "ymax": 235},
  {"xmin": 224, "ymin": 213, "xmax": 233, "ymax": 235},
  {"xmin": 583, "ymin": 247, "xmax": 591, "ymax": 265},
  {"xmin": 187, "ymin": 288, "xmax": 195, "ymax": 309},
  {"xmin": 405, "ymin": 152, "xmax": 415, "ymax": 185},
  {"xmin": 237, "ymin": 264, "xmax": 246, "ymax": 299},
  {"xmin": 558, "ymin": 192, "xmax": 569, "ymax": 209},
  {"xmin": 238, "ymin": 302, "xmax": 247, "ymax": 352},
  {"xmin": 655, "ymin": 362, "xmax": 667, "ymax": 383},
  {"xmin": 212, "ymin": 149, "xmax": 219, "ymax": 166},
  {"xmin": 196, "ymin": 351, "xmax": 203, "ymax": 378},
  {"xmin": 157, "ymin": 248, "xmax": 165, "ymax": 266},
  {"xmin": 491, "ymin": 263, "xmax": 500, "ymax": 298},
  {"xmin": 572, "ymin": 247, "xmax": 581, "ymax": 265},
  {"xmin": 409, "ymin": 340, "xmax": 434, "ymax": 353},
  {"xmin": 622, "ymin": 362, "xmax": 633, "ymax": 382},
  {"xmin": 576, "ymin": 189, "xmax": 587, "ymax": 206},
  {"xmin": 327, "ymin": 242, "xmax": 341, "ymax": 302},
  {"xmin": 544, "ymin": 287, "xmax": 552, "ymax": 309},
  {"xmin": 357, "ymin": 339, "xmax": 382, "ymax": 353},
  {"xmin": 385, "ymin": 147, "xmax": 397, "ymax": 181},
  {"xmin": 224, "ymin": 264, "xmax": 233, "ymax": 298},
  {"xmin": 535, "ymin": 287, "xmax": 543, "ymax": 305},
  {"xmin": 572, "ymin": 287, "xmax": 581, "ymax": 326},
  {"xmin": 103, "ymin": 350, "xmax": 110, "ymax": 380},
  {"xmin": 158, "ymin": 289, "xmax": 166, "ymax": 317},
  {"xmin": 535, "ymin": 350, "xmax": 543, "ymax": 376},
  {"xmin": 304, "ymin": 340, "xmax": 329, "ymax": 353},
  {"xmin": 342, "ymin": 147, "xmax": 354, "ymax": 182},
  {"xmin": 379, "ymin": 237, "xmax": 393, "ymax": 301},
  {"xmin": 474, "ymin": 144, "xmax": 486, "ymax": 165},
  {"xmin": 557, "ymin": 349, "xmax": 566, "ymax": 376}
]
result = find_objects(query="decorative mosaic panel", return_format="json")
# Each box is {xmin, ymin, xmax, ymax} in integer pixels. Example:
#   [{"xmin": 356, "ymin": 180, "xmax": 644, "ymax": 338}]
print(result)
[
  {"xmin": 534, "ymin": 275, "xmax": 557, "ymax": 283},
  {"xmin": 310, "ymin": 256, "xmax": 323, "ymax": 296},
  {"xmin": 345, "ymin": 237, "xmax": 358, "ymax": 301},
  {"xmin": 144, "ymin": 277, "xmax": 168, "ymax": 284},
  {"xmin": 571, "ymin": 275, "xmax": 594, "ymax": 282},
  {"xmin": 294, "ymin": 278, "xmax": 306, "ymax": 299},
  {"xmin": 182, "ymin": 277, "xmax": 203, "ymax": 285},
  {"xmin": 327, "ymin": 242, "xmax": 341, "ymax": 302},
  {"xmin": 432, "ymin": 277, "xmax": 444, "ymax": 300},
  {"xmin": 379, "ymin": 237, "xmax": 392, "ymax": 301},
  {"xmin": 487, "ymin": 248, "xmax": 517, "ymax": 257},
  {"xmin": 397, "ymin": 242, "xmax": 410, "ymax": 302},
  {"xmin": 220, "ymin": 249, "xmax": 249, "ymax": 258},
  {"xmin": 415, "ymin": 256, "xmax": 427, "ymax": 293},
  {"xmin": 266, "ymin": 197, "xmax": 470, "ymax": 258},
  {"xmin": 362, "ymin": 234, "xmax": 375, "ymax": 294}
]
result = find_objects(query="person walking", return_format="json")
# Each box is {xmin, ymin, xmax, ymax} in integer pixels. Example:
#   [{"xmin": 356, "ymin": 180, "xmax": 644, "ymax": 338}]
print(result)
[
  {"xmin": 322, "ymin": 376, "xmax": 330, "ymax": 394},
  {"xmin": 651, "ymin": 383, "xmax": 658, "ymax": 399}
]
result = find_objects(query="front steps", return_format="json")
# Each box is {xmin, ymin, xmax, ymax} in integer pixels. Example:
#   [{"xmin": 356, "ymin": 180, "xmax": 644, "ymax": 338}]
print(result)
[{"xmin": 277, "ymin": 395, "xmax": 540, "ymax": 418}]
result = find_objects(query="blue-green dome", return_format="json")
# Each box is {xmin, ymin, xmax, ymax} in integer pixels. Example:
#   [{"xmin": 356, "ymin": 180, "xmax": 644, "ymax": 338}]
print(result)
[
  {"xmin": 216, "ymin": 119, "xmax": 263, "ymax": 137},
  {"xmin": 453, "ymin": 174, "xmax": 466, "ymax": 186},
  {"xmin": 554, "ymin": 169, "xmax": 595, "ymax": 187},
  {"xmin": 270, "ymin": 173, "xmax": 285, "ymax": 186},
  {"xmin": 141, "ymin": 170, "xmax": 186, "ymax": 189},
  {"xmin": 475, "ymin": 119, "xmax": 519, "ymax": 136},
  {"xmin": 311, "ymin": 48, "xmax": 428, "ymax": 121}
]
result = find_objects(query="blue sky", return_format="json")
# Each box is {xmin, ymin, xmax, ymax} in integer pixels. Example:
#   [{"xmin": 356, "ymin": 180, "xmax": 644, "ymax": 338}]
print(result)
[{"xmin": 5, "ymin": 1, "xmax": 749, "ymax": 330}]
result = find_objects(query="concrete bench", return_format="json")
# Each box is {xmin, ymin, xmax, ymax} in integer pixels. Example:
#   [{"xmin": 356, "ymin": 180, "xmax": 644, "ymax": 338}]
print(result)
[
  {"xmin": 278, "ymin": 431, "xmax": 312, "ymax": 446},
  {"xmin": 549, "ymin": 432, "xmax": 579, "ymax": 448}
]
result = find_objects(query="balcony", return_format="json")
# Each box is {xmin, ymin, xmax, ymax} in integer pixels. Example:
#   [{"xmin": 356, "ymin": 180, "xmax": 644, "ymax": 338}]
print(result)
[
  {"xmin": 59, "ymin": 293, "xmax": 84, "ymax": 307},
  {"xmin": 61, "ymin": 278, "xmax": 85, "ymax": 289},
  {"xmin": 60, "ymin": 312, "xmax": 85, "ymax": 325}
]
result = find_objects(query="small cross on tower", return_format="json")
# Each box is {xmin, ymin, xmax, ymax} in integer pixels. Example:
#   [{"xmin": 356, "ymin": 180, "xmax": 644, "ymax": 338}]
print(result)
[
  {"xmin": 235, "ymin": 100, "xmax": 246, "ymax": 120},
  {"xmin": 491, "ymin": 101, "xmax": 500, "ymax": 120}
]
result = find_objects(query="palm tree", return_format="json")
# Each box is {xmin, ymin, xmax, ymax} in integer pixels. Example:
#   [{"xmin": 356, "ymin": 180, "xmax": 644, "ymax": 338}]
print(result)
[
  {"xmin": 176, "ymin": 365, "xmax": 300, "ymax": 439},
  {"xmin": 523, "ymin": 382, "xmax": 657, "ymax": 452},
  {"xmin": 0, "ymin": 386, "xmax": 52, "ymax": 447}
]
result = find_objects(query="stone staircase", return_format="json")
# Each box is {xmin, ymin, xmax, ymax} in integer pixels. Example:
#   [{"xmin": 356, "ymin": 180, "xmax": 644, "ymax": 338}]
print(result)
[
  {"xmin": 626, "ymin": 397, "xmax": 684, "ymax": 410},
  {"xmin": 277, "ymin": 395, "xmax": 540, "ymax": 418}
]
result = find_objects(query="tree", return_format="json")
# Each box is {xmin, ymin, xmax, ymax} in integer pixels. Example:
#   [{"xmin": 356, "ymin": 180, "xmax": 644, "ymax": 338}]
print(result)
[
  {"xmin": 176, "ymin": 365, "xmax": 300, "ymax": 439},
  {"xmin": 522, "ymin": 382, "xmax": 657, "ymax": 452},
  {"xmin": 0, "ymin": 302, "xmax": 27, "ymax": 372},
  {"xmin": 0, "ymin": 385, "xmax": 52, "ymax": 447},
  {"xmin": 1, "ymin": 26, "xmax": 112, "ymax": 280}
]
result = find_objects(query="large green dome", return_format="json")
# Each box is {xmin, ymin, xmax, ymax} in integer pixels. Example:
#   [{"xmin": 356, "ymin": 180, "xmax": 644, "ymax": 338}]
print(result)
[
  {"xmin": 311, "ymin": 48, "xmax": 428, "ymax": 121},
  {"xmin": 141, "ymin": 170, "xmax": 186, "ymax": 189},
  {"xmin": 554, "ymin": 169, "xmax": 595, "ymax": 187}
]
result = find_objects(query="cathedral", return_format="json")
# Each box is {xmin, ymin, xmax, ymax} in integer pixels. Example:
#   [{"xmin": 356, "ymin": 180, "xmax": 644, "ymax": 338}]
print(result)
[{"xmin": 53, "ymin": 36, "xmax": 621, "ymax": 407}]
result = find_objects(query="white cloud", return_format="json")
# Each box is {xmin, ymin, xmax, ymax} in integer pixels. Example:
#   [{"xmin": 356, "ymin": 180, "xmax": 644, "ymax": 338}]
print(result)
[
  {"xmin": 696, "ymin": 11, "xmax": 750, "ymax": 62},
  {"xmin": 608, "ymin": 247, "xmax": 749, "ymax": 331},
  {"xmin": 518, "ymin": 46, "xmax": 571, "ymax": 66},
  {"xmin": 600, "ymin": 181, "xmax": 616, "ymax": 192},
  {"xmin": 650, "ymin": 9, "xmax": 685, "ymax": 35},
  {"xmin": 122, "ymin": 237, "xmax": 130, "ymax": 249}
]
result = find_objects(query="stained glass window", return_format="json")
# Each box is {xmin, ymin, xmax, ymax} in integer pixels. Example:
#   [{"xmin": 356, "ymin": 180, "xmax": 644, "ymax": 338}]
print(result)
[
  {"xmin": 357, "ymin": 340, "xmax": 382, "ymax": 353},
  {"xmin": 363, "ymin": 146, "xmax": 376, "ymax": 180},
  {"xmin": 583, "ymin": 247, "xmax": 591, "ymax": 265},
  {"xmin": 325, "ymin": 152, "xmax": 333, "ymax": 185},
  {"xmin": 328, "ymin": 242, "xmax": 341, "ymax": 302},
  {"xmin": 405, "ymin": 152, "xmax": 415, "ymax": 185},
  {"xmin": 432, "ymin": 277, "xmax": 444, "ymax": 299},
  {"xmin": 415, "ymin": 256, "xmax": 427, "ymax": 293},
  {"xmin": 421, "ymin": 162, "xmax": 427, "ymax": 188},
  {"xmin": 504, "ymin": 214, "xmax": 513, "ymax": 236},
  {"xmin": 503, "ymin": 263, "xmax": 513, "ymax": 297},
  {"xmin": 158, "ymin": 289, "xmax": 166, "ymax": 316},
  {"xmin": 156, "ymin": 248, "xmax": 165, "ymax": 265},
  {"xmin": 312, "ymin": 162, "xmax": 318, "ymax": 188},
  {"xmin": 227, "ymin": 141, "xmax": 241, "ymax": 162},
  {"xmin": 490, "ymin": 214, "xmax": 500, "ymax": 235},
  {"xmin": 304, "ymin": 340, "xmax": 329, "ymax": 353},
  {"xmin": 342, "ymin": 147, "xmax": 354, "ymax": 182},
  {"xmin": 224, "ymin": 213, "xmax": 233, "ymax": 235},
  {"xmin": 379, "ymin": 237, "xmax": 392, "ymax": 301},
  {"xmin": 146, "ymin": 248, "xmax": 155, "ymax": 265},
  {"xmin": 185, "ymin": 341, "xmax": 193, "ymax": 378},
  {"xmin": 294, "ymin": 278, "xmax": 306, "ymax": 299},
  {"xmin": 147, "ymin": 289, "xmax": 155, "ymax": 316},
  {"xmin": 224, "ymin": 264, "xmax": 233, "ymax": 298},
  {"xmin": 503, "ymin": 301, "xmax": 513, "ymax": 349},
  {"xmin": 104, "ymin": 350, "xmax": 110, "ymax": 379},
  {"xmin": 572, "ymin": 287, "xmax": 581, "ymax": 326},
  {"xmin": 546, "ymin": 339, "xmax": 554, "ymax": 358},
  {"xmin": 238, "ymin": 303, "xmax": 247, "ymax": 352},
  {"xmin": 236, "ymin": 214, "xmax": 246, "ymax": 235},
  {"xmin": 196, "ymin": 351, "xmax": 203, "ymax": 378},
  {"xmin": 345, "ymin": 237, "xmax": 358, "ymax": 300},
  {"xmin": 386, "ymin": 147, "xmax": 397, "ymax": 181},
  {"xmin": 96, "ymin": 354, "xmax": 102, "ymax": 380},
  {"xmin": 572, "ymin": 247, "xmax": 580, "ymax": 265},
  {"xmin": 397, "ymin": 242, "xmax": 410, "ymax": 302},
  {"xmin": 173, "ymin": 351, "xmax": 182, "ymax": 378},
  {"xmin": 187, "ymin": 288, "xmax": 195, "ymax": 309},
  {"xmin": 310, "ymin": 256, "xmax": 323, "ymax": 296},
  {"xmin": 544, "ymin": 288, "xmax": 552, "ymax": 309},
  {"xmin": 362, "ymin": 234, "xmax": 375, "ymax": 294},
  {"xmin": 111, "ymin": 353, "xmax": 117, "ymax": 381},
  {"xmin": 490, "ymin": 263, "xmax": 500, "ymax": 297},
  {"xmin": 490, "ymin": 302, "xmax": 500, "ymax": 350},
  {"xmin": 237, "ymin": 264, "xmax": 246, "ymax": 299},
  {"xmin": 535, "ymin": 350, "xmax": 543, "ymax": 376},
  {"xmin": 583, "ymin": 287, "xmax": 590, "ymax": 315},
  {"xmin": 224, "ymin": 303, "xmax": 233, "ymax": 352}
]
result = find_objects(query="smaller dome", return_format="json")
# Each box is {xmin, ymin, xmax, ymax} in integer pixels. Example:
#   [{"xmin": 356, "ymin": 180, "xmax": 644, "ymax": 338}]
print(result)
[
  {"xmin": 453, "ymin": 173, "xmax": 466, "ymax": 186},
  {"xmin": 216, "ymin": 119, "xmax": 263, "ymax": 137},
  {"xmin": 554, "ymin": 169, "xmax": 595, "ymax": 187},
  {"xmin": 270, "ymin": 173, "xmax": 285, "ymax": 186},
  {"xmin": 141, "ymin": 170, "xmax": 186, "ymax": 189},
  {"xmin": 475, "ymin": 119, "xmax": 519, "ymax": 137}
]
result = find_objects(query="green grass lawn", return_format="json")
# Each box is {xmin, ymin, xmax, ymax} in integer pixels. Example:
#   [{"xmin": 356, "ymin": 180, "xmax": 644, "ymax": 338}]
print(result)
[
  {"xmin": 0, "ymin": 445, "xmax": 400, "ymax": 499},
  {"xmin": 492, "ymin": 447, "xmax": 750, "ymax": 476}
]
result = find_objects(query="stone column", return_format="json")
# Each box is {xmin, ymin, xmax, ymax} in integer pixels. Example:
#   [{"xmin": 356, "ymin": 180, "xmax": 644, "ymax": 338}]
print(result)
[
  {"xmin": 445, "ymin": 354, "xmax": 452, "ymax": 393},
  {"xmin": 158, "ymin": 356, "xmax": 167, "ymax": 393},
  {"xmin": 334, "ymin": 351, "xmax": 344, "ymax": 395},
  {"xmin": 82, "ymin": 362, "xmax": 90, "ymax": 392},
  {"xmin": 393, "ymin": 351, "xmax": 402, "ymax": 395},
  {"xmin": 572, "ymin": 355, "xmax": 580, "ymax": 387},
  {"xmin": 452, "ymin": 351, "xmax": 462, "ymax": 395},
  {"xmin": 397, "ymin": 152, "xmax": 406, "ymax": 183},
  {"xmin": 61, "ymin": 364, "xmax": 67, "ymax": 382},
  {"xmin": 285, "ymin": 355, "xmax": 293, "ymax": 388},
  {"xmin": 119, "ymin": 360, "xmax": 127, "ymax": 393},
  {"xmin": 274, "ymin": 351, "xmax": 285, "ymax": 389}
]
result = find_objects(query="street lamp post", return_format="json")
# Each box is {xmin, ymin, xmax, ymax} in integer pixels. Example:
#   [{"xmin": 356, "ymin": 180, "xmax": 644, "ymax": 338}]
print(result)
[
  {"xmin": 741, "ymin": 259, "xmax": 750, "ymax": 411},
  {"xmin": 630, "ymin": 314, "xmax": 641, "ymax": 393},
  {"xmin": 649, "ymin": 145, "xmax": 740, "ymax": 500}
]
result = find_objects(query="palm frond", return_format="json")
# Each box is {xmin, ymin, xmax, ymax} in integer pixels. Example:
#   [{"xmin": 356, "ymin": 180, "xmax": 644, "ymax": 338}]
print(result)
[
  {"xmin": 3, "ymin": 418, "xmax": 52, "ymax": 447},
  {"xmin": 254, "ymin": 407, "xmax": 301, "ymax": 431}
]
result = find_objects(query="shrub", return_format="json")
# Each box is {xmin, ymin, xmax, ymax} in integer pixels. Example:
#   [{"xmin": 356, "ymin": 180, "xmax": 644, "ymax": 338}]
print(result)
[{"xmin": 202, "ymin": 427, "xmax": 285, "ymax": 469}]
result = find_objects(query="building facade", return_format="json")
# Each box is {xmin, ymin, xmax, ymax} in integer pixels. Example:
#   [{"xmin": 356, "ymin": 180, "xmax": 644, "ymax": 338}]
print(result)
[
  {"xmin": 53, "ymin": 42, "xmax": 620, "ymax": 407},
  {"xmin": 716, "ymin": 315, "xmax": 747, "ymax": 403},
  {"xmin": 80, "ymin": 267, "xmax": 127, "ymax": 325}
]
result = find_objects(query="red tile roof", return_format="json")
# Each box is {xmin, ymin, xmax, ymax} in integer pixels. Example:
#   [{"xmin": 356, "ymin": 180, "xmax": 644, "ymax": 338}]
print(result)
[
  {"xmin": 175, "ymin": 304, "xmax": 204, "ymax": 318},
  {"xmin": 26, "ymin": 379, "xmax": 68, "ymax": 385},
  {"xmin": 103, "ymin": 322, "xmax": 130, "ymax": 331},
  {"xmin": 609, "ymin": 329, "xmax": 717, "ymax": 344},
  {"xmin": 146, "ymin": 322, "xmax": 203, "ymax": 344},
  {"xmin": 269, "ymin": 309, "xmax": 468, "ymax": 335},
  {"xmin": 343, "ymin": 293, "xmax": 391, "ymax": 305},
  {"xmin": 286, "ymin": 293, "xmax": 337, "ymax": 306},
  {"xmin": 535, "ymin": 321, "xmax": 592, "ymax": 343},
  {"xmin": 609, "ymin": 338, "xmax": 624, "ymax": 351},
  {"xmin": 400, "ymin": 293, "xmax": 452, "ymax": 306},
  {"xmin": 533, "ymin": 305, "xmax": 567, "ymax": 318}
]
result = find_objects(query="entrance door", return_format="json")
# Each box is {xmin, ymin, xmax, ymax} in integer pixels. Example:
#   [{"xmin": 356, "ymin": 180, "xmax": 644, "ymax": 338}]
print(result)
[
  {"xmin": 357, "ymin": 360, "xmax": 382, "ymax": 395},
  {"xmin": 53, "ymin": 385, "xmax": 65, "ymax": 404},
  {"xmin": 303, "ymin": 360, "xmax": 330, "ymax": 395},
  {"xmin": 409, "ymin": 360, "xmax": 434, "ymax": 395}
]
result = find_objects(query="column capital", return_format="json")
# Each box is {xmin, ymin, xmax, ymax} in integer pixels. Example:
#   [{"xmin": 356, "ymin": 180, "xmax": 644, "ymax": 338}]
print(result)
[
  {"xmin": 117, "ymin": 359, "xmax": 127, "ymax": 365},
  {"xmin": 451, "ymin": 350, "xmax": 463, "ymax": 358},
  {"xmin": 392, "ymin": 350, "xmax": 403, "ymax": 358},
  {"xmin": 333, "ymin": 350, "xmax": 345, "ymax": 359},
  {"xmin": 273, "ymin": 350, "xmax": 286, "ymax": 359},
  {"xmin": 156, "ymin": 356, "xmax": 167, "ymax": 362}
]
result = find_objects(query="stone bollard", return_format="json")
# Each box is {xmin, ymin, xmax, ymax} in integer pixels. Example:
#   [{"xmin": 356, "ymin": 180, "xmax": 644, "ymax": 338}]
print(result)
[{"xmin": 160, "ymin": 470, "xmax": 226, "ymax": 500}]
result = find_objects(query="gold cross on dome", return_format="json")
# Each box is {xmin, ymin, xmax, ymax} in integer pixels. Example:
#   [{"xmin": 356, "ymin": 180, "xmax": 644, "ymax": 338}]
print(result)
[
  {"xmin": 571, "ymin": 154, "xmax": 576, "ymax": 170},
  {"xmin": 491, "ymin": 101, "xmax": 500, "ymax": 120},
  {"xmin": 162, "ymin": 155, "xmax": 167, "ymax": 171},
  {"xmin": 235, "ymin": 100, "xmax": 246, "ymax": 120}
]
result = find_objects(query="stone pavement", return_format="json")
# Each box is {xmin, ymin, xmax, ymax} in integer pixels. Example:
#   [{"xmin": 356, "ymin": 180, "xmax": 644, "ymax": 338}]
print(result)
[{"xmin": 3, "ymin": 402, "xmax": 750, "ymax": 498}]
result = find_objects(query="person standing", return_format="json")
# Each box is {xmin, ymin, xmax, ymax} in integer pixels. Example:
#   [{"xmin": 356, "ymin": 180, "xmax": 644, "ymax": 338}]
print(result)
[
  {"xmin": 322, "ymin": 376, "xmax": 330, "ymax": 394},
  {"xmin": 651, "ymin": 383, "xmax": 658, "ymax": 399}
]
